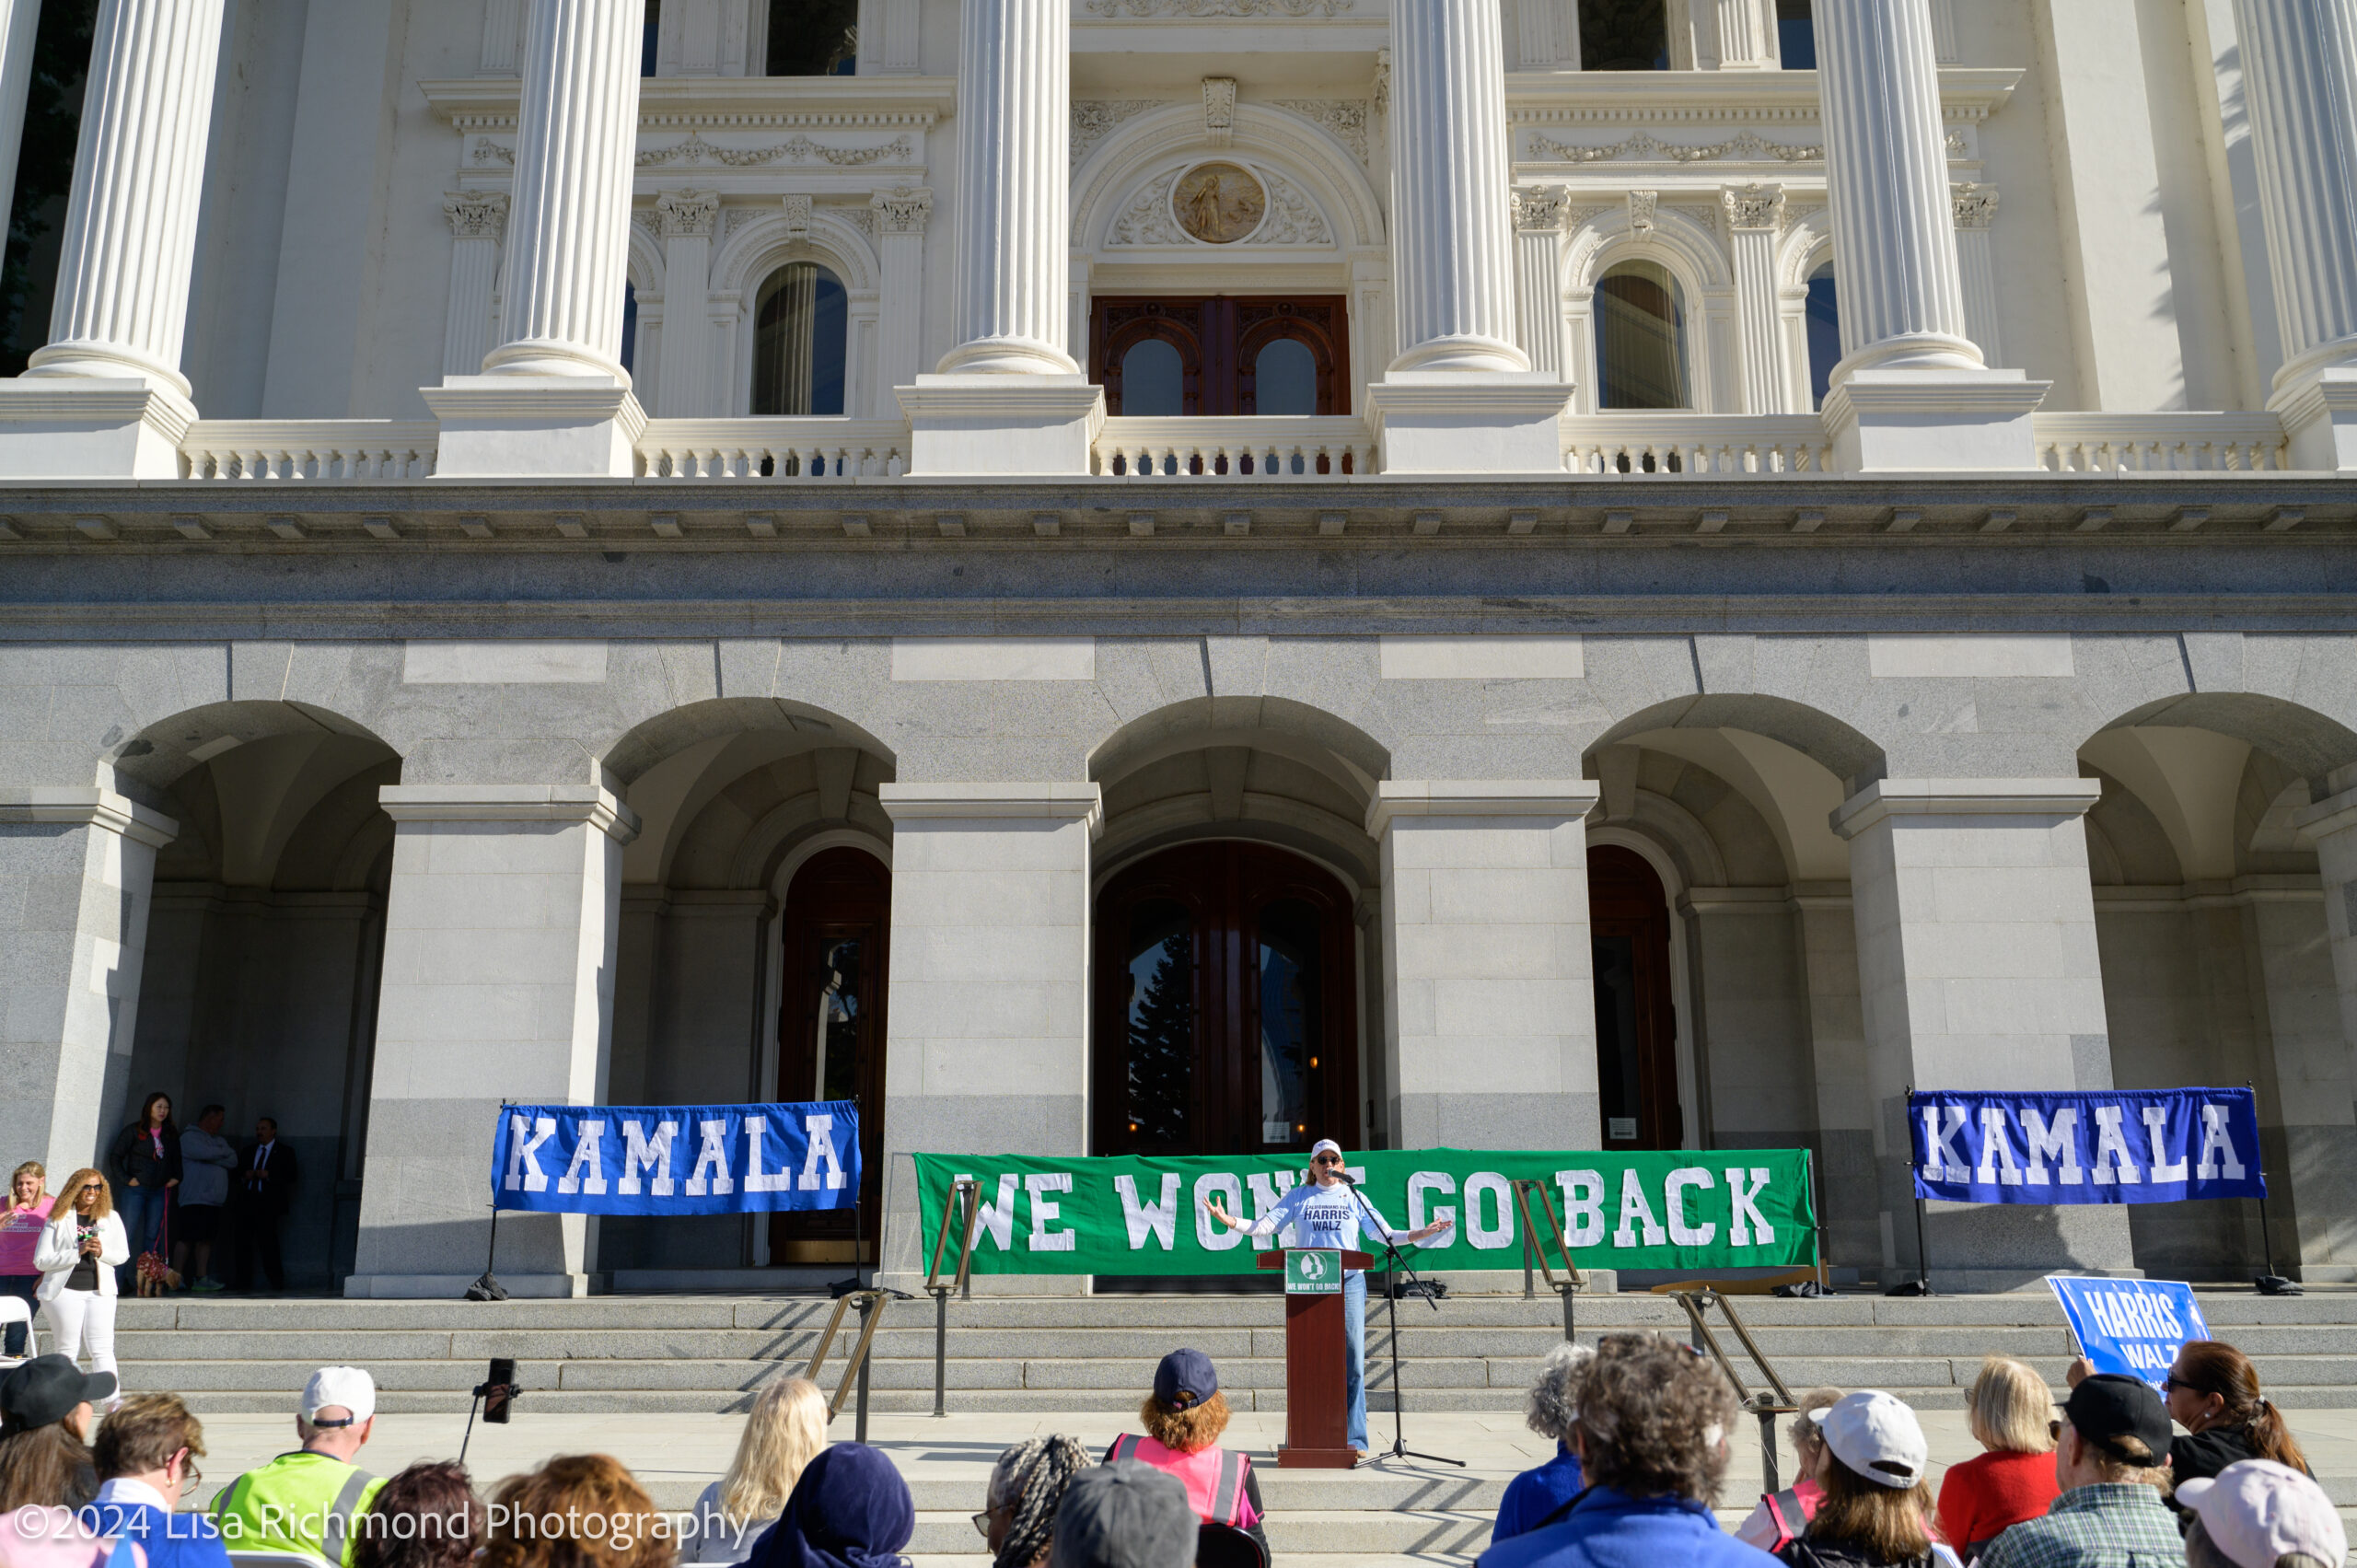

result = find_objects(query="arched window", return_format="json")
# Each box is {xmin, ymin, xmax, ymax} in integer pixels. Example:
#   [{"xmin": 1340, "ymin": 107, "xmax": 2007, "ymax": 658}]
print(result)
[
  {"xmin": 1581, "ymin": 0, "xmax": 1669, "ymax": 70},
  {"xmin": 1805, "ymin": 261, "xmax": 1840, "ymax": 410},
  {"xmin": 751, "ymin": 261, "xmax": 848, "ymax": 415},
  {"xmin": 1595, "ymin": 260, "xmax": 1689, "ymax": 409},
  {"xmin": 1120, "ymin": 339, "xmax": 1184, "ymax": 416},
  {"xmin": 621, "ymin": 282, "xmax": 639, "ymax": 377},
  {"xmin": 1248, "ymin": 338, "xmax": 1317, "ymax": 416},
  {"xmin": 769, "ymin": 0, "xmax": 858, "ymax": 75}
]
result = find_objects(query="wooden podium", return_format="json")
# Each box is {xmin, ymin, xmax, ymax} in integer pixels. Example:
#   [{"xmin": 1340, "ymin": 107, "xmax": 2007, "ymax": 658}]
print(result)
[{"xmin": 1256, "ymin": 1248, "xmax": 1373, "ymax": 1467}]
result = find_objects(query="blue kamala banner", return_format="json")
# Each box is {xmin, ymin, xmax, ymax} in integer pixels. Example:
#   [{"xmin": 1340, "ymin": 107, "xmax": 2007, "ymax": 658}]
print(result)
[
  {"xmin": 2048, "ymin": 1275, "xmax": 2213, "ymax": 1389},
  {"xmin": 1910, "ymin": 1087, "xmax": 2265, "ymax": 1205},
  {"xmin": 490, "ymin": 1101, "xmax": 860, "ymax": 1216}
]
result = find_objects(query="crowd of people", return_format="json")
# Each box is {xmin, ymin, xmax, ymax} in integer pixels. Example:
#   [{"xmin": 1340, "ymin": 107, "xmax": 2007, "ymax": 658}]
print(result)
[{"xmin": 0, "ymin": 1317, "xmax": 2343, "ymax": 1568}]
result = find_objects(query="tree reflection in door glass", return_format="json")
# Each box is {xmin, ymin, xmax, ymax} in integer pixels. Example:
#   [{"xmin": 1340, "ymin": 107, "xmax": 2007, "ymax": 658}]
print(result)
[
  {"xmin": 813, "ymin": 937, "xmax": 862, "ymax": 1101},
  {"xmin": 1593, "ymin": 934, "xmax": 1642, "ymax": 1142},
  {"xmin": 1258, "ymin": 900, "xmax": 1318, "ymax": 1148},
  {"xmin": 1126, "ymin": 901, "xmax": 1193, "ymax": 1144}
]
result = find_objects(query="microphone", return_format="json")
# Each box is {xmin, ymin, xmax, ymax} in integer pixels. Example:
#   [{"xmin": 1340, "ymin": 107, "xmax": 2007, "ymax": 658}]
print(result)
[{"xmin": 1332, "ymin": 1171, "xmax": 1357, "ymax": 1185}]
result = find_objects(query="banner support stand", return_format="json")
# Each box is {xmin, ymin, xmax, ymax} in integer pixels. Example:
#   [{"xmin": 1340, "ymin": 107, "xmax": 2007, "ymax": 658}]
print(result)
[
  {"xmin": 2248, "ymin": 1079, "xmax": 2299, "ymax": 1295},
  {"xmin": 1906, "ymin": 1083, "xmax": 1934, "ymax": 1296},
  {"xmin": 466, "ymin": 1100, "xmax": 513, "ymax": 1302},
  {"xmin": 1806, "ymin": 1148, "xmax": 1829, "ymax": 1292}
]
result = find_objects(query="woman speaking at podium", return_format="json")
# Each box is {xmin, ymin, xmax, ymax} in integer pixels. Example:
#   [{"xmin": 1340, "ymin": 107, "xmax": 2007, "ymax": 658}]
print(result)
[{"xmin": 1202, "ymin": 1138, "xmax": 1455, "ymax": 1461}]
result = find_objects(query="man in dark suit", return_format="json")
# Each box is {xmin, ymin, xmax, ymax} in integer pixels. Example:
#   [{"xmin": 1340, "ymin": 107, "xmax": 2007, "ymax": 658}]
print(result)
[{"xmin": 231, "ymin": 1117, "xmax": 296, "ymax": 1292}]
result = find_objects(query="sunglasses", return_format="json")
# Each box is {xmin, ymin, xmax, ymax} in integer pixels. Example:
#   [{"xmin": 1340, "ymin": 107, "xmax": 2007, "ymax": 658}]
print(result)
[
  {"xmin": 1312, "ymin": 1154, "xmax": 1341, "ymax": 1167},
  {"xmin": 78, "ymin": 1184, "xmax": 102, "ymax": 1194},
  {"xmin": 2161, "ymin": 1375, "xmax": 2201, "ymax": 1395}
]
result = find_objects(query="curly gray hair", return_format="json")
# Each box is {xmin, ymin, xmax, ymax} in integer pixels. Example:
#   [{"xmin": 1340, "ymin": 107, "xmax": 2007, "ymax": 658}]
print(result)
[
  {"xmin": 987, "ymin": 1434, "xmax": 1091, "ymax": 1568},
  {"xmin": 1524, "ymin": 1341, "xmax": 1596, "ymax": 1444}
]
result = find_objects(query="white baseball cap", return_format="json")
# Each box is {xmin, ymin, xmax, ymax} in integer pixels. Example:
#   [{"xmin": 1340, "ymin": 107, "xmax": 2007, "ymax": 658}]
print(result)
[
  {"xmin": 1309, "ymin": 1139, "xmax": 1344, "ymax": 1160},
  {"xmin": 2176, "ymin": 1460, "xmax": 2346, "ymax": 1568},
  {"xmin": 301, "ymin": 1366, "xmax": 376, "ymax": 1426},
  {"xmin": 1819, "ymin": 1390, "xmax": 1928, "ymax": 1489}
]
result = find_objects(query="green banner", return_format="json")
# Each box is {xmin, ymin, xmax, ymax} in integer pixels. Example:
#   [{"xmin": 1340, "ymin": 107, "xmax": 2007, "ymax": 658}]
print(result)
[{"xmin": 911, "ymin": 1147, "xmax": 1818, "ymax": 1277}]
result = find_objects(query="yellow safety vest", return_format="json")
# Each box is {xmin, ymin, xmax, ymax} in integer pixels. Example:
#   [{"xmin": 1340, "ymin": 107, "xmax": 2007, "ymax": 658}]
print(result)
[{"xmin": 212, "ymin": 1452, "xmax": 386, "ymax": 1565}]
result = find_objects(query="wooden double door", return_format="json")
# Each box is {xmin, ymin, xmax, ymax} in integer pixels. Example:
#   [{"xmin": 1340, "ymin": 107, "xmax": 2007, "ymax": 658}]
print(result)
[
  {"xmin": 1587, "ymin": 845, "xmax": 1683, "ymax": 1150},
  {"xmin": 769, "ymin": 847, "xmax": 888, "ymax": 1264},
  {"xmin": 1093, "ymin": 842, "xmax": 1360, "ymax": 1158}
]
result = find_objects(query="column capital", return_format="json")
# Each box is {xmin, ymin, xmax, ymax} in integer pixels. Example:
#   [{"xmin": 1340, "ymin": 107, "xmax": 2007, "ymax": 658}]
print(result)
[
  {"xmin": 871, "ymin": 185, "xmax": 935, "ymax": 235},
  {"xmin": 655, "ymin": 188, "xmax": 719, "ymax": 239},
  {"xmin": 444, "ymin": 190, "xmax": 510, "ymax": 241},
  {"xmin": 1829, "ymin": 777, "xmax": 2103, "ymax": 840},
  {"xmin": 1365, "ymin": 779, "xmax": 1600, "ymax": 838},
  {"xmin": 376, "ymin": 784, "xmax": 640, "ymax": 843},
  {"xmin": 0, "ymin": 787, "xmax": 178, "ymax": 848},
  {"xmin": 878, "ymin": 782, "xmax": 1103, "ymax": 836},
  {"xmin": 1511, "ymin": 183, "xmax": 1574, "ymax": 235},
  {"xmin": 1950, "ymin": 180, "xmax": 2000, "ymax": 230},
  {"xmin": 1722, "ymin": 181, "xmax": 1787, "ymax": 231}
]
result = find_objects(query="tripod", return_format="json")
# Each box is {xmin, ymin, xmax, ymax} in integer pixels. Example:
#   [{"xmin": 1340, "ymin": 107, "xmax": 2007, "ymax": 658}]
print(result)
[{"xmin": 1344, "ymin": 1179, "xmax": 1462, "ymax": 1469}]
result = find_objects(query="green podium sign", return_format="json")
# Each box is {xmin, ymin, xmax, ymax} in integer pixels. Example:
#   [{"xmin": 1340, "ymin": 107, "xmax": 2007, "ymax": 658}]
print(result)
[{"xmin": 1283, "ymin": 1248, "xmax": 1342, "ymax": 1295}]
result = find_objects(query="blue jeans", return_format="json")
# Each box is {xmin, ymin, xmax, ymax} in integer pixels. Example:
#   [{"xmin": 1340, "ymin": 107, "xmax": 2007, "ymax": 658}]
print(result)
[
  {"xmin": 2, "ymin": 1272, "xmax": 36, "ymax": 1355},
  {"xmin": 117, "ymin": 1185, "xmax": 168, "ymax": 1289},
  {"xmin": 1344, "ymin": 1270, "xmax": 1368, "ymax": 1450}
]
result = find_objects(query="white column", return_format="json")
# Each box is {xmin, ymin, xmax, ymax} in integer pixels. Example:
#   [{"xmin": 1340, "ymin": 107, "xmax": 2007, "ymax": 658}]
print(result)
[
  {"xmin": 1950, "ymin": 181, "xmax": 2003, "ymax": 368},
  {"xmin": 1812, "ymin": 0, "xmax": 2046, "ymax": 470},
  {"xmin": 653, "ymin": 189, "xmax": 717, "ymax": 416},
  {"xmin": 426, "ymin": 0, "xmax": 648, "ymax": 478},
  {"xmin": 1831, "ymin": 780, "xmax": 2136, "ymax": 1289},
  {"xmin": 0, "ymin": 790, "xmax": 176, "ymax": 1179},
  {"xmin": 1511, "ymin": 0, "xmax": 1574, "ymax": 68},
  {"xmin": 1510, "ymin": 186, "xmax": 1572, "ymax": 381},
  {"xmin": 1367, "ymin": 0, "xmax": 1569, "ymax": 472},
  {"xmin": 479, "ymin": 0, "xmax": 527, "ymax": 72},
  {"xmin": 0, "ymin": 0, "xmax": 227, "ymax": 478},
  {"xmin": 1713, "ymin": 0, "xmax": 1779, "ymax": 67},
  {"xmin": 873, "ymin": 186, "xmax": 931, "ymax": 417},
  {"xmin": 898, "ymin": 0, "xmax": 1100, "ymax": 474},
  {"xmin": 2234, "ymin": 0, "xmax": 2357, "ymax": 470},
  {"xmin": 1367, "ymin": 783, "xmax": 1602, "ymax": 1150},
  {"xmin": 1724, "ymin": 181, "xmax": 1789, "ymax": 413},
  {"xmin": 874, "ymin": 784, "xmax": 1099, "ymax": 1293},
  {"xmin": 348, "ymin": 786, "xmax": 637, "ymax": 1298},
  {"xmin": 441, "ymin": 192, "xmax": 508, "ymax": 380},
  {"xmin": 0, "ymin": 0, "xmax": 41, "ymax": 240}
]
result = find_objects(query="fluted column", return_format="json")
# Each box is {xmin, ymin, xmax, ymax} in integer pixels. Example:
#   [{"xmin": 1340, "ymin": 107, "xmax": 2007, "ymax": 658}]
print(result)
[
  {"xmin": 0, "ymin": 0, "xmax": 41, "ymax": 246},
  {"xmin": 1724, "ymin": 182, "xmax": 1788, "ymax": 413},
  {"xmin": 873, "ymin": 186, "xmax": 933, "ymax": 412},
  {"xmin": 1713, "ymin": 0, "xmax": 1779, "ymax": 68},
  {"xmin": 1388, "ymin": 0, "xmax": 1527, "ymax": 375},
  {"xmin": 654, "ymin": 189, "xmax": 718, "ymax": 416},
  {"xmin": 938, "ymin": 0, "xmax": 1074, "ymax": 375},
  {"xmin": 441, "ymin": 192, "xmax": 508, "ymax": 378},
  {"xmin": 2234, "ymin": 0, "xmax": 2357, "ymax": 470},
  {"xmin": 485, "ymin": 0, "xmax": 644, "ymax": 378},
  {"xmin": 1510, "ymin": 186, "xmax": 1572, "ymax": 381},
  {"xmin": 1814, "ymin": 0, "xmax": 1978, "ymax": 378},
  {"xmin": 1951, "ymin": 181, "xmax": 2003, "ymax": 367}
]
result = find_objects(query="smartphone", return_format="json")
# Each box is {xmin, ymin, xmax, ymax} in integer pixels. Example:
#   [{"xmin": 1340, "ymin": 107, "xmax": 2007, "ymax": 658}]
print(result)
[{"xmin": 483, "ymin": 1356, "xmax": 516, "ymax": 1423}]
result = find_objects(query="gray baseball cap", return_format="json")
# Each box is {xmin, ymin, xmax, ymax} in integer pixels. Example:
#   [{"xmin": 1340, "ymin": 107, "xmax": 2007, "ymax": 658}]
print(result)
[{"xmin": 1047, "ymin": 1460, "xmax": 1196, "ymax": 1568}]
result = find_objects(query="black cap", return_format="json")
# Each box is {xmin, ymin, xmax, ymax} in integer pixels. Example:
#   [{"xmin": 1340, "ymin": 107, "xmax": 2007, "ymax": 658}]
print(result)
[
  {"xmin": 1, "ymin": 1354, "xmax": 117, "ymax": 1433},
  {"xmin": 1152, "ymin": 1348, "xmax": 1218, "ymax": 1411},
  {"xmin": 2064, "ymin": 1373, "xmax": 2175, "ymax": 1463}
]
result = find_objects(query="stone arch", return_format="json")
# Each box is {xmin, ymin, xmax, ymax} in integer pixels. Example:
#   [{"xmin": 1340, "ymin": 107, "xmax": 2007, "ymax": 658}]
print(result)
[
  {"xmin": 1563, "ymin": 203, "xmax": 1734, "ymax": 413},
  {"xmin": 1776, "ymin": 207, "xmax": 1836, "ymax": 292},
  {"xmin": 712, "ymin": 209, "xmax": 881, "ymax": 296},
  {"xmin": 625, "ymin": 220, "xmax": 666, "ymax": 296},
  {"xmin": 1073, "ymin": 102, "xmax": 1387, "ymax": 255},
  {"xmin": 1588, "ymin": 694, "xmax": 1885, "ymax": 797},
  {"xmin": 2091, "ymin": 692, "xmax": 2357, "ymax": 794}
]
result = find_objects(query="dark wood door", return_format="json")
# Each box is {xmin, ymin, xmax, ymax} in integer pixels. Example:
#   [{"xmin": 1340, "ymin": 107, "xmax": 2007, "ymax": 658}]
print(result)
[
  {"xmin": 1093, "ymin": 842, "xmax": 1360, "ymax": 1159},
  {"xmin": 1091, "ymin": 296, "xmax": 1352, "ymax": 415},
  {"xmin": 1587, "ymin": 845, "xmax": 1682, "ymax": 1151},
  {"xmin": 770, "ymin": 846, "xmax": 888, "ymax": 1264}
]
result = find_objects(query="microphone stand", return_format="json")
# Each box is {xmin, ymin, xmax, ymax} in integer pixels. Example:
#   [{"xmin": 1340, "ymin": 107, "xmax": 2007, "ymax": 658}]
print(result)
[{"xmin": 1341, "ymin": 1177, "xmax": 1462, "ymax": 1469}]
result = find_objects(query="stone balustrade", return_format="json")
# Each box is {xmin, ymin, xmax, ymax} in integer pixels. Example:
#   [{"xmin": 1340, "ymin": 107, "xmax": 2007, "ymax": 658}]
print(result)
[
  {"xmin": 180, "ymin": 422, "xmax": 439, "ymax": 481},
  {"xmin": 1561, "ymin": 414, "xmax": 1837, "ymax": 475},
  {"xmin": 2033, "ymin": 412, "xmax": 2293, "ymax": 473},
  {"xmin": 635, "ymin": 419, "xmax": 911, "ymax": 479},
  {"xmin": 1093, "ymin": 415, "xmax": 1375, "ymax": 478}
]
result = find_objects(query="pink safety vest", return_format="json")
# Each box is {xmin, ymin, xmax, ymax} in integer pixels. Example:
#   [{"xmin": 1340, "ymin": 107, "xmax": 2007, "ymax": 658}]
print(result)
[{"xmin": 1105, "ymin": 1435, "xmax": 1258, "ymax": 1528}]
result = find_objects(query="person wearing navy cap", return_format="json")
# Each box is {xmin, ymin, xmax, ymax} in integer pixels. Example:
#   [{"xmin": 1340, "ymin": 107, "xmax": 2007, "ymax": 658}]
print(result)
[
  {"xmin": 1103, "ymin": 1349, "xmax": 1269, "ymax": 1563},
  {"xmin": 1979, "ymin": 1375, "xmax": 2184, "ymax": 1568}
]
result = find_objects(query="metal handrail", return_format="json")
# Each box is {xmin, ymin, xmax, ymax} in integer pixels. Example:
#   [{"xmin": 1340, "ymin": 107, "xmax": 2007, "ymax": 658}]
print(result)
[
  {"xmin": 923, "ymin": 1178, "xmax": 982, "ymax": 1417},
  {"xmin": 1669, "ymin": 1287, "xmax": 1800, "ymax": 1490},
  {"xmin": 1512, "ymin": 1179, "xmax": 1587, "ymax": 1342},
  {"xmin": 805, "ymin": 1288, "xmax": 895, "ymax": 1421}
]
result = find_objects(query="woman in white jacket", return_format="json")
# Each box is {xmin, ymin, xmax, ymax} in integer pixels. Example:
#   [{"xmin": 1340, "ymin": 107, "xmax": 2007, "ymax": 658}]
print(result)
[{"xmin": 34, "ymin": 1167, "xmax": 127, "ymax": 1397}]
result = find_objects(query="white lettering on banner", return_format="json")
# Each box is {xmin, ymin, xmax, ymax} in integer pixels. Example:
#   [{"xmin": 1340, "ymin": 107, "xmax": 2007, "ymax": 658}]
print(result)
[
  {"xmin": 1026, "ymin": 1172, "xmax": 1075, "ymax": 1251},
  {"xmin": 2142, "ymin": 1107, "xmax": 2190, "ymax": 1182},
  {"xmin": 1246, "ymin": 1170, "xmax": 1301, "ymax": 1253},
  {"xmin": 685, "ymin": 1120, "xmax": 735, "ymax": 1196},
  {"xmin": 505, "ymin": 1114, "xmax": 556, "ymax": 1192},
  {"xmin": 1118, "ymin": 1173, "xmax": 1181, "ymax": 1249},
  {"xmin": 2021, "ymin": 1108, "xmax": 2083, "ymax": 1186},
  {"xmin": 1921, "ymin": 1104, "xmax": 1970, "ymax": 1183},
  {"xmin": 557, "ymin": 1120, "xmax": 609, "ymax": 1194},
  {"xmin": 1409, "ymin": 1171, "xmax": 1457, "ymax": 1235},
  {"xmin": 2091, "ymin": 1107, "xmax": 2142, "ymax": 1184},
  {"xmin": 1976, "ymin": 1109, "xmax": 2026, "ymax": 1186},
  {"xmin": 1614, "ymin": 1167, "xmax": 1667, "ymax": 1248},
  {"xmin": 741, "ymin": 1117, "xmax": 791, "ymax": 1192},
  {"xmin": 1465, "ymin": 1172, "xmax": 1514, "ymax": 1250},
  {"xmin": 1195, "ymin": 1173, "xmax": 1245, "ymax": 1250},
  {"xmin": 1556, "ymin": 1170, "xmax": 1606, "ymax": 1248},
  {"xmin": 1666, "ymin": 1168, "xmax": 1717, "ymax": 1247},
  {"xmin": 2196, "ymin": 1105, "xmax": 2247, "ymax": 1179},
  {"xmin": 959, "ymin": 1173, "xmax": 1020, "ymax": 1249},
  {"xmin": 1726, "ymin": 1168, "xmax": 1774, "ymax": 1246},
  {"xmin": 617, "ymin": 1120, "xmax": 677, "ymax": 1196},
  {"xmin": 797, "ymin": 1114, "xmax": 847, "ymax": 1191}
]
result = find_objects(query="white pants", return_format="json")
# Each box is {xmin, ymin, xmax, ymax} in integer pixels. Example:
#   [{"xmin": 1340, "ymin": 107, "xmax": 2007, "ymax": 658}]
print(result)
[{"xmin": 42, "ymin": 1289, "xmax": 118, "ymax": 1393}]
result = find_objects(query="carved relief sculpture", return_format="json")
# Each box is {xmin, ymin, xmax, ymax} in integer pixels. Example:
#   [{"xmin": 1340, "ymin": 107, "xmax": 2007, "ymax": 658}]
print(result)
[
  {"xmin": 1202, "ymin": 77, "xmax": 1237, "ymax": 147},
  {"xmin": 444, "ymin": 190, "xmax": 509, "ymax": 240},
  {"xmin": 655, "ymin": 189, "xmax": 720, "ymax": 238},
  {"xmin": 1172, "ymin": 161, "xmax": 1268, "ymax": 244},
  {"xmin": 872, "ymin": 186, "xmax": 935, "ymax": 234},
  {"xmin": 1627, "ymin": 189, "xmax": 1658, "ymax": 237},
  {"xmin": 1721, "ymin": 181, "xmax": 1786, "ymax": 231},
  {"xmin": 1951, "ymin": 181, "xmax": 2000, "ymax": 228}
]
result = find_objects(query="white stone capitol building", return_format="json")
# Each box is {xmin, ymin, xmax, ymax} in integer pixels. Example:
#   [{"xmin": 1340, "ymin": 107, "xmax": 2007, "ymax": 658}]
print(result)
[{"xmin": 1, "ymin": 0, "xmax": 2353, "ymax": 1300}]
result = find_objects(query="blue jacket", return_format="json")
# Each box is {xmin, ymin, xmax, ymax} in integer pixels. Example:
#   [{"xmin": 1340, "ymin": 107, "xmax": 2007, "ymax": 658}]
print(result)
[
  {"xmin": 1494, "ymin": 1443, "xmax": 1586, "ymax": 1542},
  {"xmin": 1479, "ymin": 1485, "xmax": 1777, "ymax": 1568},
  {"xmin": 81, "ymin": 1491, "xmax": 233, "ymax": 1568}
]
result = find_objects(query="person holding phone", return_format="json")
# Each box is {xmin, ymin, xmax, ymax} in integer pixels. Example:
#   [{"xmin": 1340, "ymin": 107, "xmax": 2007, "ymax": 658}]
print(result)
[{"xmin": 1202, "ymin": 1139, "xmax": 1454, "ymax": 1463}]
